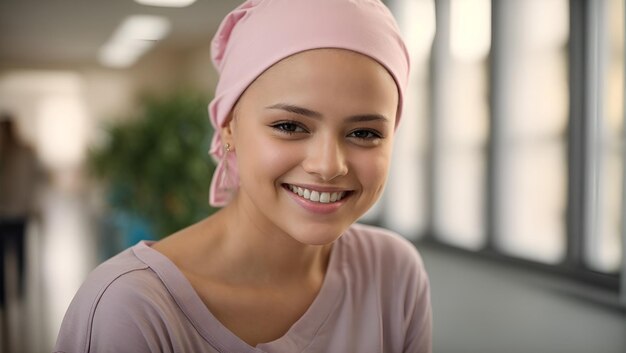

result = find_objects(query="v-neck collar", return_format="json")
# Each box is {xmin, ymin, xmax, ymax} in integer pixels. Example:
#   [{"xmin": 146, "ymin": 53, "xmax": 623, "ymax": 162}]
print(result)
[{"xmin": 132, "ymin": 236, "xmax": 345, "ymax": 353}]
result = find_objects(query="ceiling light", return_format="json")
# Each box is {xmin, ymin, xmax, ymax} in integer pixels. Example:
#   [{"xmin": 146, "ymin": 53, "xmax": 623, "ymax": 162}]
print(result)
[
  {"xmin": 111, "ymin": 15, "xmax": 171, "ymax": 42},
  {"xmin": 134, "ymin": 0, "xmax": 196, "ymax": 8},
  {"xmin": 98, "ymin": 15, "xmax": 170, "ymax": 68},
  {"xmin": 99, "ymin": 41, "xmax": 152, "ymax": 68}
]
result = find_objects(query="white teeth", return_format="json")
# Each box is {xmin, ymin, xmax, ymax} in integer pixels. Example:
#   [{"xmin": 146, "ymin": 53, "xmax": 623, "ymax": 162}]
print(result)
[{"xmin": 286, "ymin": 184, "xmax": 348, "ymax": 203}]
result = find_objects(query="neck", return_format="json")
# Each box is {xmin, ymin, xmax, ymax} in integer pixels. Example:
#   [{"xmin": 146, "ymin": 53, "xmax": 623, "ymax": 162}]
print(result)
[{"xmin": 212, "ymin": 196, "xmax": 332, "ymax": 285}]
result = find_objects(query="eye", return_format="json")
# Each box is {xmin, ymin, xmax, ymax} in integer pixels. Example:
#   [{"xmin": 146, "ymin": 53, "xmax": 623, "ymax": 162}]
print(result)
[
  {"xmin": 270, "ymin": 121, "xmax": 308, "ymax": 134},
  {"xmin": 348, "ymin": 129, "xmax": 382, "ymax": 140}
]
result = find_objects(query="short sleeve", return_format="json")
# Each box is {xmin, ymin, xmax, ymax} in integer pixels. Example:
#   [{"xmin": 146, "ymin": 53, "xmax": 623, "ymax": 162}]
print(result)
[
  {"xmin": 88, "ymin": 273, "xmax": 165, "ymax": 353},
  {"xmin": 54, "ymin": 268, "xmax": 173, "ymax": 353},
  {"xmin": 344, "ymin": 223, "xmax": 433, "ymax": 353}
]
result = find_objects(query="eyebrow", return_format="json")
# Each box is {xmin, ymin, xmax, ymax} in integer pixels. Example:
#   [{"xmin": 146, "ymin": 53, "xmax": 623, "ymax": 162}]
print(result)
[{"xmin": 265, "ymin": 103, "xmax": 389, "ymax": 123}]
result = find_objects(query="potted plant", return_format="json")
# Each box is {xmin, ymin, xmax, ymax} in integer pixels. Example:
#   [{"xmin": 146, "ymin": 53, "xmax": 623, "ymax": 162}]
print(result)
[{"xmin": 88, "ymin": 90, "xmax": 217, "ymax": 253}]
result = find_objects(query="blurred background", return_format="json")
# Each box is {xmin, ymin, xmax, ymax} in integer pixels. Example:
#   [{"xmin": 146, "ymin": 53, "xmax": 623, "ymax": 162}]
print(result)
[{"xmin": 0, "ymin": 0, "xmax": 624, "ymax": 352}]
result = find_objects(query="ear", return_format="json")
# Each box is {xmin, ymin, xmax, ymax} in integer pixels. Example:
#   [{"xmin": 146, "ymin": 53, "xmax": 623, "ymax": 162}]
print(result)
[{"xmin": 220, "ymin": 112, "xmax": 236, "ymax": 150}]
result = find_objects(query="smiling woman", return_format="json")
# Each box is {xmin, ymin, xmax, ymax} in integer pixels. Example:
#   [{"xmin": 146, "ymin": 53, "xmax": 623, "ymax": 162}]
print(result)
[{"xmin": 54, "ymin": 1, "xmax": 432, "ymax": 352}]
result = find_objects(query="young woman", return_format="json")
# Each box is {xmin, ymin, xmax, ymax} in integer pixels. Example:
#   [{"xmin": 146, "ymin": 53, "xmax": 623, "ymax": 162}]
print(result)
[{"xmin": 55, "ymin": 0, "xmax": 432, "ymax": 352}]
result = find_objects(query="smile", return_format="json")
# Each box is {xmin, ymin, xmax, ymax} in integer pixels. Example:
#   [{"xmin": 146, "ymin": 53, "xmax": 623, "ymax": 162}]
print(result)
[{"xmin": 284, "ymin": 184, "xmax": 349, "ymax": 203}]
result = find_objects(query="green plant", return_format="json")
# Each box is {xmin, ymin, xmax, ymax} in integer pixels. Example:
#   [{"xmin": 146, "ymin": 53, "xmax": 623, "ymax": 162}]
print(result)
[{"xmin": 88, "ymin": 90, "xmax": 217, "ymax": 239}]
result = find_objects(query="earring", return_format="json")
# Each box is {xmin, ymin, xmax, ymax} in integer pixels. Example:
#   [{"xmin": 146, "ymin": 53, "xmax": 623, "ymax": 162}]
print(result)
[{"xmin": 221, "ymin": 143, "xmax": 233, "ymax": 189}]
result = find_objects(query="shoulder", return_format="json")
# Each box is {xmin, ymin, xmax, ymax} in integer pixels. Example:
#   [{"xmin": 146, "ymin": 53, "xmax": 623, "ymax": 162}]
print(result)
[
  {"xmin": 341, "ymin": 224, "xmax": 432, "ymax": 352},
  {"xmin": 340, "ymin": 223, "xmax": 430, "ymax": 304},
  {"xmin": 54, "ymin": 243, "xmax": 168, "ymax": 353},
  {"xmin": 341, "ymin": 222, "xmax": 426, "ymax": 271}
]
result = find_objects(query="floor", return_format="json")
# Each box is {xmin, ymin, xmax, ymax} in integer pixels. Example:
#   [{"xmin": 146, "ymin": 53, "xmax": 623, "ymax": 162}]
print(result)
[{"xmin": 420, "ymin": 243, "xmax": 626, "ymax": 353}]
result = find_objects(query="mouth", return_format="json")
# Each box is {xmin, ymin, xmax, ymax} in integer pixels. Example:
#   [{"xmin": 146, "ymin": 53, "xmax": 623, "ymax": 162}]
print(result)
[{"xmin": 282, "ymin": 183, "xmax": 352, "ymax": 204}]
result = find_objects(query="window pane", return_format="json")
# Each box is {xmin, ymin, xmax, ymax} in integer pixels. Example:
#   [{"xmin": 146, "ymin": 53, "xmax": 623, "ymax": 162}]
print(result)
[
  {"xmin": 585, "ymin": 0, "xmax": 624, "ymax": 273},
  {"xmin": 494, "ymin": 0, "xmax": 569, "ymax": 264},
  {"xmin": 431, "ymin": 0, "xmax": 490, "ymax": 250}
]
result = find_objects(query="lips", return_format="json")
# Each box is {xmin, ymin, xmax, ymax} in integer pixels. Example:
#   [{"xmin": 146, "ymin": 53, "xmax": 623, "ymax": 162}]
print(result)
[{"xmin": 284, "ymin": 184, "xmax": 350, "ymax": 203}]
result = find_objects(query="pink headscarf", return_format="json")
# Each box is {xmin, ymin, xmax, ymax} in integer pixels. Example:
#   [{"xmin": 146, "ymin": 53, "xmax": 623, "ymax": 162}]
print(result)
[{"xmin": 208, "ymin": 0, "xmax": 410, "ymax": 207}]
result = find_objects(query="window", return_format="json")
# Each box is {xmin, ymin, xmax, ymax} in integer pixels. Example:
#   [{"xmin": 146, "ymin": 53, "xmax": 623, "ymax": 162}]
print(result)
[
  {"xmin": 382, "ymin": 0, "xmax": 623, "ymax": 296},
  {"xmin": 431, "ymin": 0, "xmax": 490, "ymax": 250},
  {"xmin": 492, "ymin": 0, "xmax": 569, "ymax": 264}
]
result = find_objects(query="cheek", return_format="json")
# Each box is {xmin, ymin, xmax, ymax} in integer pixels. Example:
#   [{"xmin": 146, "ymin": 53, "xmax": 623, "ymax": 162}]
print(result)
[
  {"xmin": 236, "ymin": 134, "xmax": 302, "ymax": 187},
  {"xmin": 351, "ymin": 148, "xmax": 392, "ymax": 194}
]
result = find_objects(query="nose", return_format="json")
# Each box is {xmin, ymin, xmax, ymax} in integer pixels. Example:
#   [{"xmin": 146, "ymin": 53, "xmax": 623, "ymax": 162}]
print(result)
[{"xmin": 302, "ymin": 135, "xmax": 348, "ymax": 181}]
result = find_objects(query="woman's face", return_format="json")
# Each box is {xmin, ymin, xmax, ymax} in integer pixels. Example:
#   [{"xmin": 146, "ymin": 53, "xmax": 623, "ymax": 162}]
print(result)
[{"xmin": 223, "ymin": 49, "xmax": 398, "ymax": 245}]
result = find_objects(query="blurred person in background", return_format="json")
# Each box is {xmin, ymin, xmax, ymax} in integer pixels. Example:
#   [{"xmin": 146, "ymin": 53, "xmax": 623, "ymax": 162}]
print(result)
[
  {"xmin": 0, "ymin": 114, "xmax": 40, "ymax": 350},
  {"xmin": 55, "ymin": 0, "xmax": 432, "ymax": 352}
]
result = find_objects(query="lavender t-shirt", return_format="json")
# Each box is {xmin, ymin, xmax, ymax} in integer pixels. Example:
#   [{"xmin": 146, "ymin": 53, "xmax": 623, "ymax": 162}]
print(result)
[{"xmin": 54, "ymin": 223, "xmax": 432, "ymax": 353}]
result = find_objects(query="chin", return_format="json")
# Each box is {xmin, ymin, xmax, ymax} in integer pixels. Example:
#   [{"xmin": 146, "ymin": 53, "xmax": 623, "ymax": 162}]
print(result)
[{"xmin": 286, "ymin": 223, "xmax": 350, "ymax": 246}]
